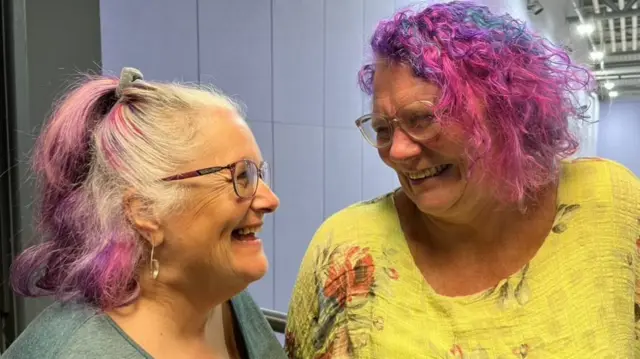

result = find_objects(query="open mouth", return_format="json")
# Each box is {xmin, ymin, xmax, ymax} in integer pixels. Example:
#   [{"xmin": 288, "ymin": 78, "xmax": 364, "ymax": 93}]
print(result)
[
  {"xmin": 407, "ymin": 164, "xmax": 452, "ymax": 182},
  {"xmin": 231, "ymin": 225, "xmax": 262, "ymax": 242}
]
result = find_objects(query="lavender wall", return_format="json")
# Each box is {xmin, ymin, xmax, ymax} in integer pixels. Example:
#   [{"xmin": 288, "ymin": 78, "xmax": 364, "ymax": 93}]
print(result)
[
  {"xmin": 597, "ymin": 100, "xmax": 640, "ymax": 175},
  {"xmin": 101, "ymin": 0, "xmax": 403, "ymax": 314},
  {"xmin": 100, "ymin": 0, "xmax": 598, "ymax": 315}
]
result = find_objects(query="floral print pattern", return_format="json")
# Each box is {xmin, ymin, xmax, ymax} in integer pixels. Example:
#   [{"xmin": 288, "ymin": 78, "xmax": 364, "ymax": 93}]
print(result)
[
  {"xmin": 286, "ymin": 241, "xmax": 400, "ymax": 358},
  {"xmin": 495, "ymin": 264, "xmax": 532, "ymax": 310},
  {"xmin": 288, "ymin": 203, "xmax": 586, "ymax": 358},
  {"xmin": 551, "ymin": 203, "xmax": 580, "ymax": 234},
  {"xmin": 322, "ymin": 246, "xmax": 375, "ymax": 308},
  {"xmin": 286, "ymin": 158, "xmax": 639, "ymax": 358}
]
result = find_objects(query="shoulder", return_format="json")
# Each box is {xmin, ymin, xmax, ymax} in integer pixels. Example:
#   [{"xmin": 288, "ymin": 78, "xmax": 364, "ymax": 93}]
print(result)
[
  {"xmin": 562, "ymin": 157, "xmax": 638, "ymax": 187},
  {"xmin": 561, "ymin": 157, "xmax": 639, "ymax": 206},
  {"xmin": 231, "ymin": 290, "xmax": 263, "ymax": 318},
  {"xmin": 293, "ymin": 191, "xmax": 399, "ymax": 283},
  {"xmin": 293, "ymin": 191, "xmax": 400, "ymax": 285},
  {"xmin": 231, "ymin": 291, "xmax": 287, "ymax": 358},
  {"xmin": 559, "ymin": 158, "xmax": 639, "ymax": 249},
  {"xmin": 4, "ymin": 302, "xmax": 145, "ymax": 359},
  {"xmin": 3, "ymin": 302, "xmax": 96, "ymax": 358},
  {"xmin": 310, "ymin": 191, "xmax": 398, "ymax": 249},
  {"xmin": 289, "ymin": 190, "xmax": 399, "ymax": 304},
  {"xmin": 286, "ymin": 194, "xmax": 399, "ymax": 358}
]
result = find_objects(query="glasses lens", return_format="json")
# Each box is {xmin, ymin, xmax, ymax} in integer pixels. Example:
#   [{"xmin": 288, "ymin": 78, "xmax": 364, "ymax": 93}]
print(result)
[
  {"xmin": 260, "ymin": 162, "xmax": 271, "ymax": 188},
  {"xmin": 358, "ymin": 115, "xmax": 392, "ymax": 148},
  {"xmin": 396, "ymin": 101, "xmax": 440, "ymax": 140},
  {"xmin": 233, "ymin": 160, "xmax": 259, "ymax": 198}
]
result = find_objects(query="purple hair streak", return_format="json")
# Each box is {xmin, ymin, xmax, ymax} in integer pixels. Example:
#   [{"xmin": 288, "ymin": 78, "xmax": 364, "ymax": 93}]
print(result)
[
  {"xmin": 11, "ymin": 77, "xmax": 141, "ymax": 309},
  {"xmin": 359, "ymin": 1, "xmax": 595, "ymax": 203}
]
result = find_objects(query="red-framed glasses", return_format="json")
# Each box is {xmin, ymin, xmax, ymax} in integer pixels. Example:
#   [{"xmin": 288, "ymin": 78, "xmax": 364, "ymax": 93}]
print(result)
[{"xmin": 162, "ymin": 159, "xmax": 270, "ymax": 199}]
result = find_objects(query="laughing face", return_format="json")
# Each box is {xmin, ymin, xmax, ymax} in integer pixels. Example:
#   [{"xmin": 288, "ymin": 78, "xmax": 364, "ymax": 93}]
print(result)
[
  {"xmin": 371, "ymin": 63, "xmax": 474, "ymax": 216},
  {"xmin": 153, "ymin": 107, "xmax": 279, "ymax": 297}
]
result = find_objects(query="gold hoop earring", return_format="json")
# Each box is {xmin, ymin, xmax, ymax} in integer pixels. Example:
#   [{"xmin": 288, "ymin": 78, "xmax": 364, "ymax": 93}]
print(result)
[{"xmin": 150, "ymin": 243, "xmax": 160, "ymax": 280}]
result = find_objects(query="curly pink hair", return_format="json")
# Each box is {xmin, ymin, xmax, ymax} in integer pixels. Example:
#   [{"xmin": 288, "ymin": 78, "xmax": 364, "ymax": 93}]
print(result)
[{"xmin": 358, "ymin": 2, "xmax": 595, "ymax": 203}]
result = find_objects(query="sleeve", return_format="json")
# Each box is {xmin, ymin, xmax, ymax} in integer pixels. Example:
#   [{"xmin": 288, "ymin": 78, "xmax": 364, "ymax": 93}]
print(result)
[
  {"xmin": 285, "ymin": 212, "xmax": 373, "ymax": 359},
  {"xmin": 284, "ymin": 220, "xmax": 329, "ymax": 359},
  {"xmin": 229, "ymin": 292, "xmax": 288, "ymax": 358},
  {"xmin": 607, "ymin": 162, "xmax": 640, "ymax": 340}
]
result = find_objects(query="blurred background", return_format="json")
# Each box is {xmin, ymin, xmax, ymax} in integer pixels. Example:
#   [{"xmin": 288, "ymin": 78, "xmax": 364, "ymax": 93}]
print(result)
[{"xmin": 0, "ymin": 0, "xmax": 637, "ymax": 350}]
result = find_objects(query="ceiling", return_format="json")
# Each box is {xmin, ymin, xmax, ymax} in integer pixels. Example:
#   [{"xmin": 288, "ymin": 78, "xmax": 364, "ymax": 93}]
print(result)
[{"xmin": 567, "ymin": 0, "xmax": 640, "ymax": 97}]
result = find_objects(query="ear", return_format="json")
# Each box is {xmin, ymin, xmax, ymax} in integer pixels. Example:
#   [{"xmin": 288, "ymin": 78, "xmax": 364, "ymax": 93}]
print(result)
[{"xmin": 123, "ymin": 190, "xmax": 164, "ymax": 247}]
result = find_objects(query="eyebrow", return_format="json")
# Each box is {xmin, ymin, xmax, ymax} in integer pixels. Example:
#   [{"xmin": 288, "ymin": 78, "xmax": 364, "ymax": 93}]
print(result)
[
  {"xmin": 371, "ymin": 102, "xmax": 393, "ymax": 116},
  {"xmin": 371, "ymin": 100, "xmax": 435, "ymax": 116}
]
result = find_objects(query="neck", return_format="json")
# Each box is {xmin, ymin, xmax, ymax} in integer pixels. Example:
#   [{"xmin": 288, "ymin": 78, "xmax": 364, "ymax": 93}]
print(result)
[
  {"xmin": 108, "ymin": 276, "xmax": 239, "ymax": 343},
  {"xmin": 120, "ymin": 292, "xmax": 213, "ymax": 339}
]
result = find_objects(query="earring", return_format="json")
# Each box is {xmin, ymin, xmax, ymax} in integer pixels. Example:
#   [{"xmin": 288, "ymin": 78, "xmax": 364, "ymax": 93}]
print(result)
[{"xmin": 150, "ymin": 243, "xmax": 160, "ymax": 280}]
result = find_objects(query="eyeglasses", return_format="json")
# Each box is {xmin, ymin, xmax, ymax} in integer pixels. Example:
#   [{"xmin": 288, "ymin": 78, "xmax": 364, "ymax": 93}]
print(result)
[
  {"xmin": 162, "ymin": 159, "xmax": 269, "ymax": 199},
  {"xmin": 355, "ymin": 100, "xmax": 441, "ymax": 148}
]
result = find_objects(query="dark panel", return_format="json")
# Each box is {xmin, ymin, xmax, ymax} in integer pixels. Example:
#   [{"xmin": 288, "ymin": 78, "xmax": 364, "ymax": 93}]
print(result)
[
  {"xmin": 3, "ymin": 0, "xmax": 102, "ymax": 340},
  {"xmin": 0, "ymin": 0, "xmax": 18, "ymax": 350}
]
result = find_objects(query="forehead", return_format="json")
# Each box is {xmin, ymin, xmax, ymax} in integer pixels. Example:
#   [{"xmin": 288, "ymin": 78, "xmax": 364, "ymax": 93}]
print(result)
[
  {"xmin": 372, "ymin": 62, "xmax": 440, "ymax": 115},
  {"xmin": 193, "ymin": 107, "xmax": 262, "ymax": 166}
]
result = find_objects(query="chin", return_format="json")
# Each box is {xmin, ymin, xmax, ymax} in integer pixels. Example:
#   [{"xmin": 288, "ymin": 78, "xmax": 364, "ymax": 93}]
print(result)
[
  {"xmin": 234, "ymin": 252, "xmax": 269, "ymax": 284},
  {"xmin": 411, "ymin": 190, "xmax": 462, "ymax": 215},
  {"xmin": 400, "ymin": 174, "xmax": 466, "ymax": 216}
]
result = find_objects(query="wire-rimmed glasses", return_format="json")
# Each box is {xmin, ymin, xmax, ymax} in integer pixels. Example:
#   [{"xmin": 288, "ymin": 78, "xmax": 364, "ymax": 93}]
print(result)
[
  {"xmin": 162, "ymin": 159, "xmax": 269, "ymax": 199},
  {"xmin": 355, "ymin": 100, "xmax": 441, "ymax": 148}
]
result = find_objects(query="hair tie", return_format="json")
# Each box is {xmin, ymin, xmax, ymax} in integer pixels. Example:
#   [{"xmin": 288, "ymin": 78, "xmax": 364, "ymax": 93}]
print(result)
[{"xmin": 116, "ymin": 67, "xmax": 144, "ymax": 98}]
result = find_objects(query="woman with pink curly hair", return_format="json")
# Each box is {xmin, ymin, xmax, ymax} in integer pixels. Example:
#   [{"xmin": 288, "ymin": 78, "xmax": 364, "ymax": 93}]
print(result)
[{"xmin": 286, "ymin": 2, "xmax": 639, "ymax": 358}]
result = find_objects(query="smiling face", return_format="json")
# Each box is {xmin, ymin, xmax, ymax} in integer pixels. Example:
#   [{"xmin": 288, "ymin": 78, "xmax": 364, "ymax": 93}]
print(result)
[
  {"xmin": 154, "ymin": 107, "xmax": 279, "ymax": 297},
  {"xmin": 372, "ymin": 62, "xmax": 477, "ymax": 216}
]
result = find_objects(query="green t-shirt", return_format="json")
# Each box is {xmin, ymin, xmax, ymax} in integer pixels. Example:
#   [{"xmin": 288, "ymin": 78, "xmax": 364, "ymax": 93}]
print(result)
[{"xmin": 3, "ymin": 291, "xmax": 286, "ymax": 359}]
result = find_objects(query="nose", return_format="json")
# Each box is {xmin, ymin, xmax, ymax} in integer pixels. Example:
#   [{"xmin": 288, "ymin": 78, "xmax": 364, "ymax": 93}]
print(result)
[
  {"xmin": 387, "ymin": 128, "xmax": 422, "ymax": 161},
  {"xmin": 252, "ymin": 180, "xmax": 280, "ymax": 213}
]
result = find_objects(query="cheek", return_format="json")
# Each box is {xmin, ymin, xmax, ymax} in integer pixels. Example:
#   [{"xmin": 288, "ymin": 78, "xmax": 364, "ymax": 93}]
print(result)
[
  {"xmin": 189, "ymin": 198, "xmax": 249, "ymax": 241},
  {"xmin": 167, "ymin": 193, "xmax": 242, "ymax": 247},
  {"xmin": 170, "ymin": 201, "xmax": 247, "ymax": 269},
  {"xmin": 424, "ymin": 129, "xmax": 466, "ymax": 159}
]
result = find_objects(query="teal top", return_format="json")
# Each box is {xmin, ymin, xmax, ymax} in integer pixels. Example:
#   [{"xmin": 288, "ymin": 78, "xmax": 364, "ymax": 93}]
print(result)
[{"xmin": 3, "ymin": 291, "xmax": 286, "ymax": 359}]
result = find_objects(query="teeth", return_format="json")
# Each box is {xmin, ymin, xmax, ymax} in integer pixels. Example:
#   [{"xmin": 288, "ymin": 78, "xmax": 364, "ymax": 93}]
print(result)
[
  {"xmin": 407, "ymin": 165, "xmax": 448, "ymax": 180},
  {"xmin": 236, "ymin": 226, "xmax": 262, "ymax": 235}
]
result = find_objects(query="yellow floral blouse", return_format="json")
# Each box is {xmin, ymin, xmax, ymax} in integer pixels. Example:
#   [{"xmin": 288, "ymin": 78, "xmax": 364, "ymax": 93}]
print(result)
[{"xmin": 285, "ymin": 158, "xmax": 640, "ymax": 358}]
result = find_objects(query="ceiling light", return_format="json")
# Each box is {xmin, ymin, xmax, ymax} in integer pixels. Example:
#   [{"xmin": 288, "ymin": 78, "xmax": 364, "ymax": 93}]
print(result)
[
  {"xmin": 589, "ymin": 51, "xmax": 605, "ymax": 61},
  {"xmin": 577, "ymin": 23, "xmax": 595, "ymax": 36},
  {"xmin": 609, "ymin": 90, "xmax": 619, "ymax": 98},
  {"xmin": 603, "ymin": 82, "xmax": 615, "ymax": 90}
]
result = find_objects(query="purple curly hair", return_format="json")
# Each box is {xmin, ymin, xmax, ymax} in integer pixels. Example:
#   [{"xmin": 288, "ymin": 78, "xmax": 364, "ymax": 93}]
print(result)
[{"xmin": 358, "ymin": 1, "xmax": 595, "ymax": 203}]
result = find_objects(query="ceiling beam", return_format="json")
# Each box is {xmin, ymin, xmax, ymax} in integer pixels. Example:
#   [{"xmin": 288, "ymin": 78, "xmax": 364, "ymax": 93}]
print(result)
[
  {"xmin": 624, "ymin": 0, "xmax": 640, "ymax": 10},
  {"xmin": 590, "ymin": 44, "xmax": 640, "ymax": 56},
  {"xmin": 598, "ymin": 0, "xmax": 619, "ymax": 11},
  {"xmin": 591, "ymin": 60, "xmax": 640, "ymax": 69},
  {"xmin": 594, "ymin": 66, "xmax": 640, "ymax": 76},
  {"xmin": 604, "ymin": 85, "xmax": 640, "ymax": 91},
  {"xmin": 567, "ymin": 8, "xmax": 640, "ymax": 23},
  {"xmin": 595, "ymin": 73, "xmax": 640, "ymax": 80}
]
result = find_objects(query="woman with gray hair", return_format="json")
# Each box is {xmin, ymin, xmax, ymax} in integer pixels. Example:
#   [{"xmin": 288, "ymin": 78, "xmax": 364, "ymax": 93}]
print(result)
[{"xmin": 4, "ymin": 68, "xmax": 286, "ymax": 358}]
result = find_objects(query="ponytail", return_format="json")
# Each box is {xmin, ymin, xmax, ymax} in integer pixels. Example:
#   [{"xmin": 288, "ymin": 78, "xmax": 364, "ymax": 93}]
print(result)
[{"xmin": 11, "ymin": 77, "xmax": 120, "ymax": 298}]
